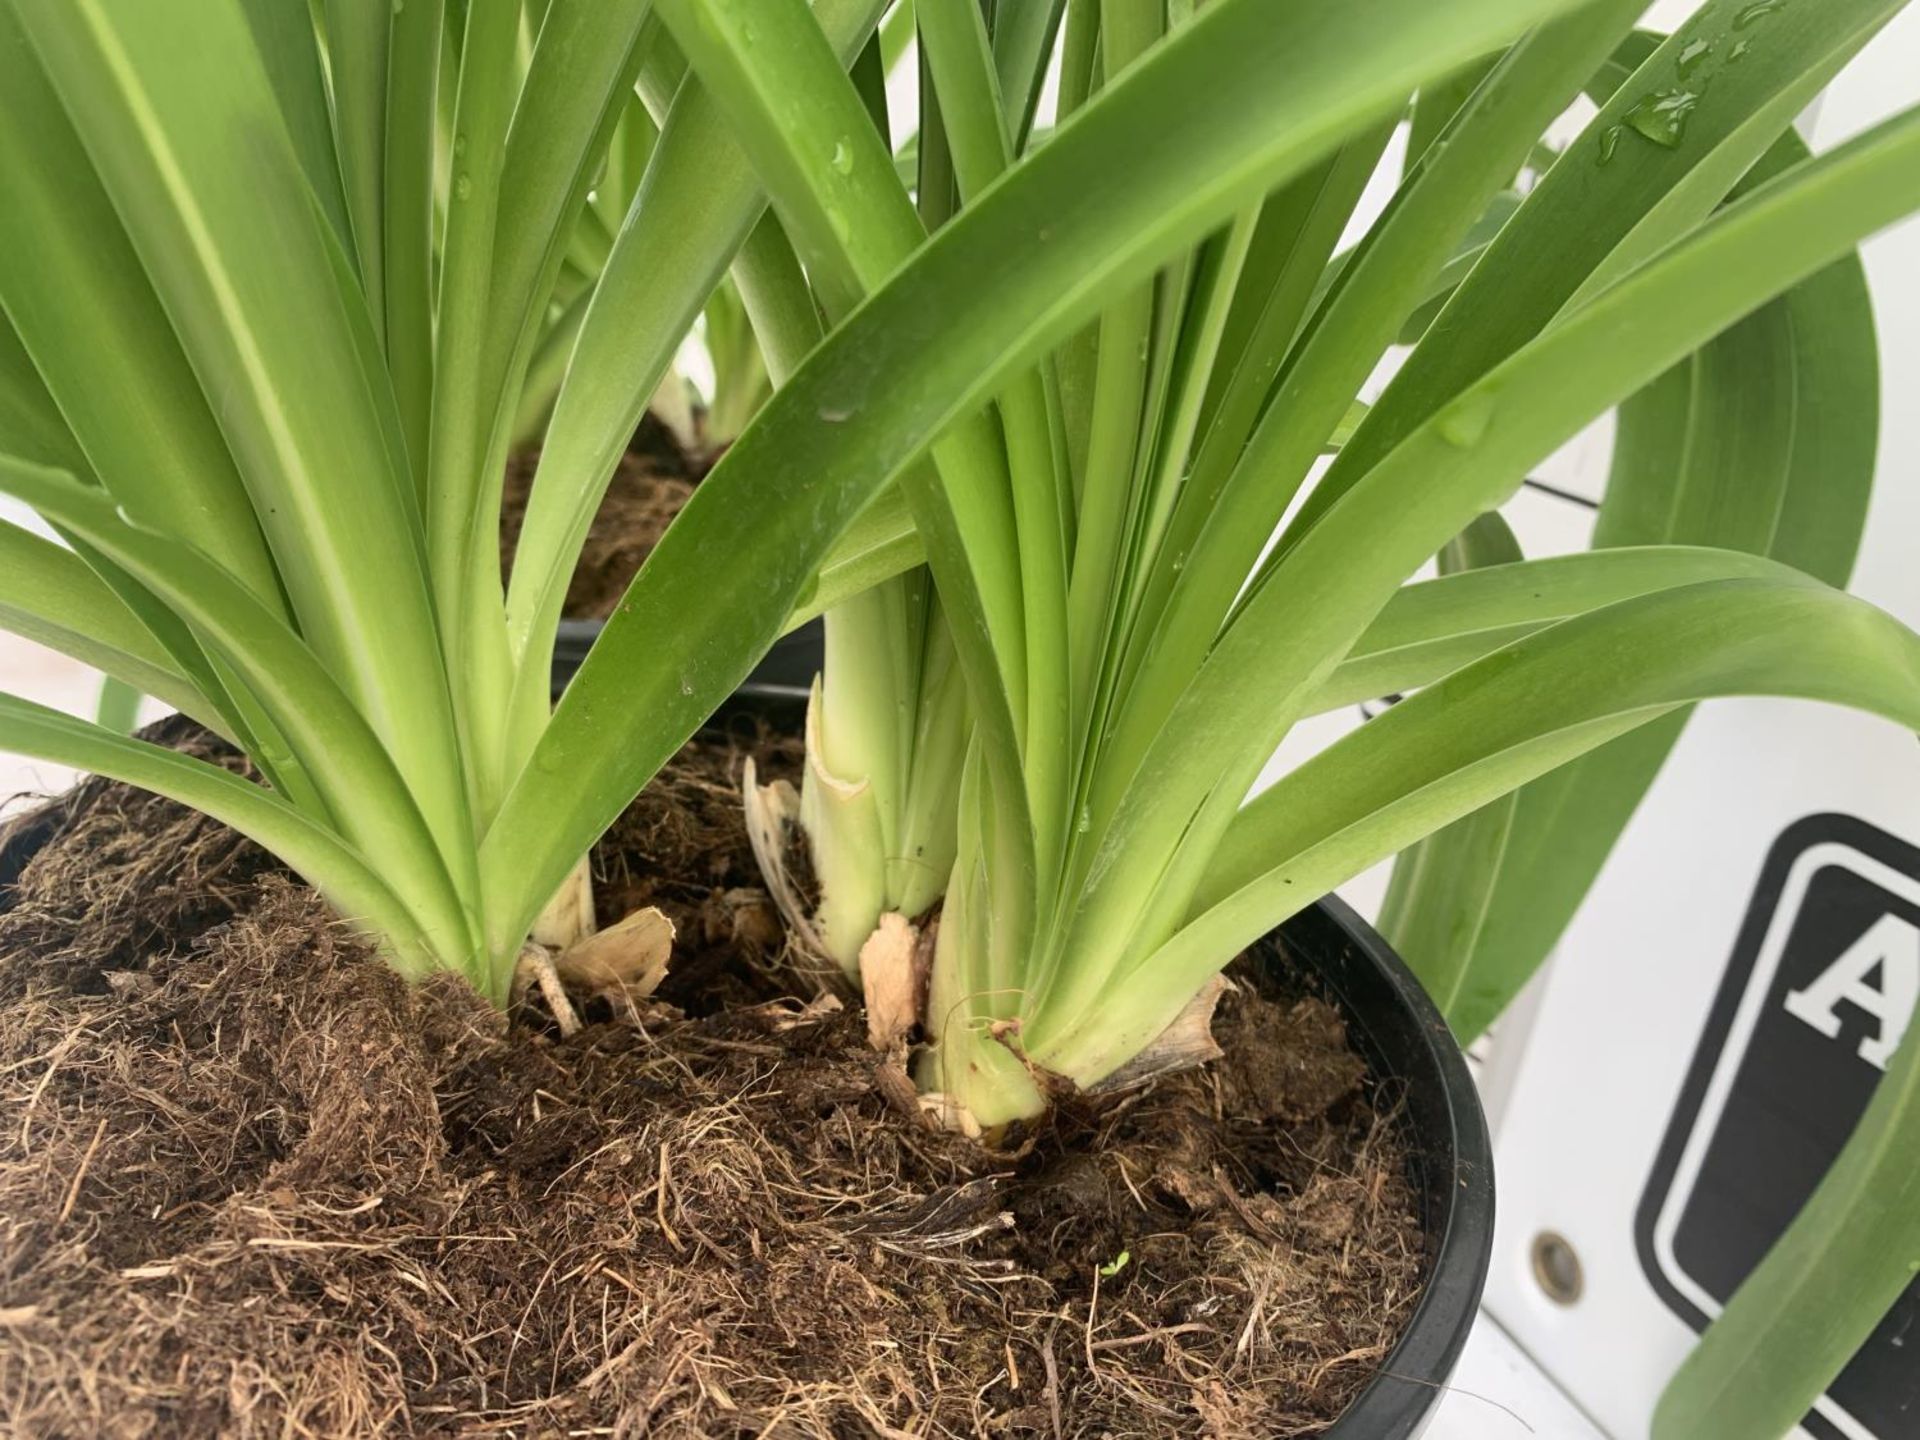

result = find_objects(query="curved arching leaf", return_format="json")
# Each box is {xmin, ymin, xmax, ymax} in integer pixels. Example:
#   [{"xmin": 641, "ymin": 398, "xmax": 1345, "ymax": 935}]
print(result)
[
  {"xmin": 1037, "ymin": 576, "xmax": 1920, "ymax": 1082},
  {"xmin": 482, "ymin": 0, "xmax": 1596, "ymax": 956},
  {"xmin": 0, "ymin": 694, "xmax": 449, "ymax": 980},
  {"xmin": 1384, "ymin": 129, "xmax": 1880, "ymax": 1041}
]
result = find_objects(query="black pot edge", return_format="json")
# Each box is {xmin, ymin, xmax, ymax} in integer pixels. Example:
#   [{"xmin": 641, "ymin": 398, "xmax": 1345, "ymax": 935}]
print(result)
[
  {"xmin": 551, "ymin": 617, "xmax": 824, "ymax": 702},
  {"xmin": 1, "ymin": 667, "xmax": 1492, "ymax": 1439},
  {"xmin": 692, "ymin": 681, "xmax": 1495, "ymax": 1437},
  {"xmin": 1280, "ymin": 897, "xmax": 1495, "ymax": 1440}
]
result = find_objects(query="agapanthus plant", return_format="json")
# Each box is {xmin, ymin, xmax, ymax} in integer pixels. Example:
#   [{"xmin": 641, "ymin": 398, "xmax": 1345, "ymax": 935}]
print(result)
[
  {"xmin": 656, "ymin": 3, "xmax": 1920, "ymax": 1433},
  {"xmin": 2, "ymin": 3, "xmax": 1919, "ymax": 1435}
]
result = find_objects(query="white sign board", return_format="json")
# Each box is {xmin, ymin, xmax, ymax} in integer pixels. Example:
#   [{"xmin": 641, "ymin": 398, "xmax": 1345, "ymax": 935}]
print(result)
[{"xmin": 1478, "ymin": 11, "xmax": 1920, "ymax": 1436}]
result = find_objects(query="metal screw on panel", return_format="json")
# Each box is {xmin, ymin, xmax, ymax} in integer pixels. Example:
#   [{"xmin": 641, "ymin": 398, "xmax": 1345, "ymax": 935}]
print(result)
[{"xmin": 1531, "ymin": 1230, "xmax": 1584, "ymax": 1305}]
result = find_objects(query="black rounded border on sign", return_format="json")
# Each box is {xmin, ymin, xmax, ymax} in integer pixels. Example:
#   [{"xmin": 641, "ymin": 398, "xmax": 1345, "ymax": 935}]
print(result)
[{"xmin": 1633, "ymin": 811, "xmax": 1920, "ymax": 1440}]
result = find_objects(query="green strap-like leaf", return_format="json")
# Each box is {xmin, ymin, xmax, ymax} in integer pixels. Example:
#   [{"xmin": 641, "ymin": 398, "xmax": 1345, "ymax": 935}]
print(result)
[
  {"xmin": 1389, "ymin": 129, "xmax": 1881, "ymax": 1042},
  {"xmin": 0, "ymin": 518, "xmax": 226, "ymax": 736},
  {"xmin": 0, "ymin": 459, "xmax": 478, "ymax": 960},
  {"xmin": 987, "ymin": 0, "xmax": 1063, "ymax": 148},
  {"xmin": 1277, "ymin": 0, "xmax": 1903, "ymax": 553},
  {"xmin": 0, "ymin": 317, "xmax": 91, "ymax": 476},
  {"xmin": 238, "ymin": 0, "xmax": 353, "ymax": 251},
  {"xmin": 498, "ymin": 0, "xmax": 879, "ymax": 771},
  {"xmin": 1653, "ymin": 1013, "xmax": 1920, "ymax": 1439},
  {"xmin": 666, "ymin": 0, "xmax": 1058, "ymax": 894},
  {"xmin": 470, "ymin": 0, "xmax": 656, "ymax": 564},
  {"xmin": 0, "ymin": 693, "xmax": 449, "ymax": 980},
  {"xmin": 322, "ymin": 0, "xmax": 392, "ymax": 326},
  {"xmin": 384, "ymin": 0, "xmax": 443, "ymax": 492},
  {"xmin": 94, "ymin": 675, "xmax": 141, "ymax": 735},
  {"xmin": 481, "ymin": 0, "xmax": 1594, "ymax": 959},
  {"xmin": 0, "ymin": 7, "xmax": 284, "ymax": 610},
  {"xmin": 1038, "ymin": 576, "xmax": 1920, "ymax": 1083},
  {"xmin": 423, "ymin": 0, "xmax": 522, "ymax": 814},
  {"xmin": 1409, "ymin": 53, "xmax": 1503, "ymax": 168},
  {"xmin": 1104, "ymin": 2, "xmax": 1641, "ymax": 820},
  {"xmin": 1377, "ymin": 514, "xmax": 1526, "ymax": 1018},
  {"xmin": 1304, "ymin": 547, "xmax": 1808, "ymax": 716},
  {"xmin": 787, "ymin": 488, "xmax": 926, "ymax": 630},
  {"xmin": 1025, "ymin": 96, "xmax": 1920, "ymax": 1055},
  {"xmin": 12, "ymin": 0, "xmax": 468, "ymax": 869}
]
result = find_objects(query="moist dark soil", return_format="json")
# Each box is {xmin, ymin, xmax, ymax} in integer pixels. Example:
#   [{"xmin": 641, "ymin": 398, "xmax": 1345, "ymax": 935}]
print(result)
[
  {"xmin": 0, "ymin": 717, "xmax": 1424, "ymax": 1438},
  {"xmin": 500, "ymin": 412, "xmax": 702, "ymax": 621}
]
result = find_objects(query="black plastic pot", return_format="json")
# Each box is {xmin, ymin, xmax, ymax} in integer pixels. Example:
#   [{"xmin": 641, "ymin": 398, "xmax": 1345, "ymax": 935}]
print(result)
[
  {"xmin": 689, "ymin": 682, "xmax": 1494, "ymax": 1438},
  {"xmin": 2, "ymin": 671, "xmax": 1491, "ymax": 1438},
  {"xmin": 550, "ymin": 616, "xmax": 824, "ymax": 701},
  {"xmin": 1272, "ymin": 898, "xmax": 1495, "ymax": 1439}
]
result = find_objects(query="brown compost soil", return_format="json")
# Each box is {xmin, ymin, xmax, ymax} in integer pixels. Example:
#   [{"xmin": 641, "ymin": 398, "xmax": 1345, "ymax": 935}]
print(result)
[
  {"xmin": 499, "ymin": 412, "xmax": 702, "ymax": 621},
  {"xmin": 0, "ymin": 735, "xmax": 1425, "ymax": 1435}
]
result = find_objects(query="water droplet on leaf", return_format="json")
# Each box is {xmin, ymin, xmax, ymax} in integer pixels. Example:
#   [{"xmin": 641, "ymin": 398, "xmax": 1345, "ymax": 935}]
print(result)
[
  {"xmin": 679, "ymin": 677, "xmax": 694, "ymax": 697},
  {"xmin": 1597, "ymin": 125, "xmax": 1621, "ymax": 165},
  {"xmin": 1622, "ymin": 89, "xmax": 1699, "ymax": 149},
  {"xmin": 454, "ymin": 173, "xmax": 473, "ymax": 201},
  {"xmin": 1076, "ymin": 807, "xmax": 1091, "ymax": 835},
  {"xmin": 1675, "ymin": 38, "xmax": 1713, "ymax": 79},
  {"xmin": 1729, "ymin": 38, "xmax": 1753, "ymax": 63},
  {"xmin": 830, "ymin": 139, "xmax": 853, "ymax": 175},
  {"xmin": 453, "ymin": 133, "xmax": 468, "ymax": 157},
  {"xmin": 1734, "ymin": 0, "xmax": 1784, "ymax": 29}
]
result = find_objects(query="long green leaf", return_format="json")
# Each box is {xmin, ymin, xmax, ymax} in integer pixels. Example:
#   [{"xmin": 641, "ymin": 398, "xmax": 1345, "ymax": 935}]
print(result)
[
  {"xmin": 467, "ymin": 0, "xmax": 655, "ymax": 575},
  {"xmin": 385, "ymin": 0, "xmax": 443, "ymax": 491},
  {"xmin": 987, "ymin": 0, "xmax": 1063, "ymax": 147},
  {"xmin": 498, "ymin": 0, "xmax": 878, "ymax": 766},
  {"xmin": 1653, "ymin": 1024, "xmax": 1920, "ymax": 1439},
  {"xmin": 0, "ymin": 459, "xmax": 478, "ymax": 963},
  {"xmin": 0, "ymin": 693, "xmax": 447, "ymax": 980},
  {"xmin": 1305, "ymin": 547, "xmax": 1809, "ymax": 716},
  {"xmin": 1275, "ymin": 0, "xmax": 1902, "ymax": 555},
  {"xmin": 322, "ymin": 0, "xmax": 392, "ymax": 324},
  {"xmin": 237, "ymin": 0, "xmax": 353, "ymax": 250},
  {"xmin": 482, "ymin": 0, "xmax": 1594, "ymax": 958},
  {"xmin": 786, "ymin": 487, "xmax": 926, "ymax": 630},
  {"xmin": 0, "ymin": 318, "xmax": 91, "ymax": 475},
  {"xmin": 424, "ymin": 0, "xmax": 521, "ymax": 813},
  {"xmin": 1390, "ymin": 130, "xmax": 1881, "ymax": 1041},
  {"xmin": 0, "ymin": 312, "xmax": 272, "ymax": 750},
  {"xmin": 1026, "ymin": 95, "xmax": 1920, "ymax": 1055},
  {"xmin": 13, "ymin": 0, "xmax": 468, "ymax": 869},
  {"xmin": 94, "ymin": 674, "xmax": 142, "ymax": 735},
  {"xmin": 1377, "ymin": 514, "xmax": 1526, "ymax": 1018},
  {"xmin": 671, "ymin": 0, "xmax": 1061, "ymax": 896},
  {"xmin": 1044, "ymin": 577, "xmax": 1920, "ymax": 1082},
  {"xmin": 0, "ymin": 519, "xmax": 225, "ymax": 734},
  {"xmin": 451, "ymin": 0, "xmax": 657, "ymax": 812},
  {"xmin": 0, "ymin": 7, "xmax": 284, "ymax": 609},
  {"xmin": 1107, "ymin": 1, "xmax": 1642, "ymax": 814}
]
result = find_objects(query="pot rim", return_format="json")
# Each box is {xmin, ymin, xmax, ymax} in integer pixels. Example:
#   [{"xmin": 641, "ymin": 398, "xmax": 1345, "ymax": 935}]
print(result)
[
  {"xmin": 2, "ymin": 666, "xmax": 1492, "ymax": 1439},
  {"xmin": 695, "ymin": 677, "xmax": 1495, "ymax": 1438},
  {"xmin": 1278, "ymin": 896, "xmax": 1495, "ymax": 1440},
  {"xmin": 551, "ymin": 617, "xmax": 819, "ymax": 703}
]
